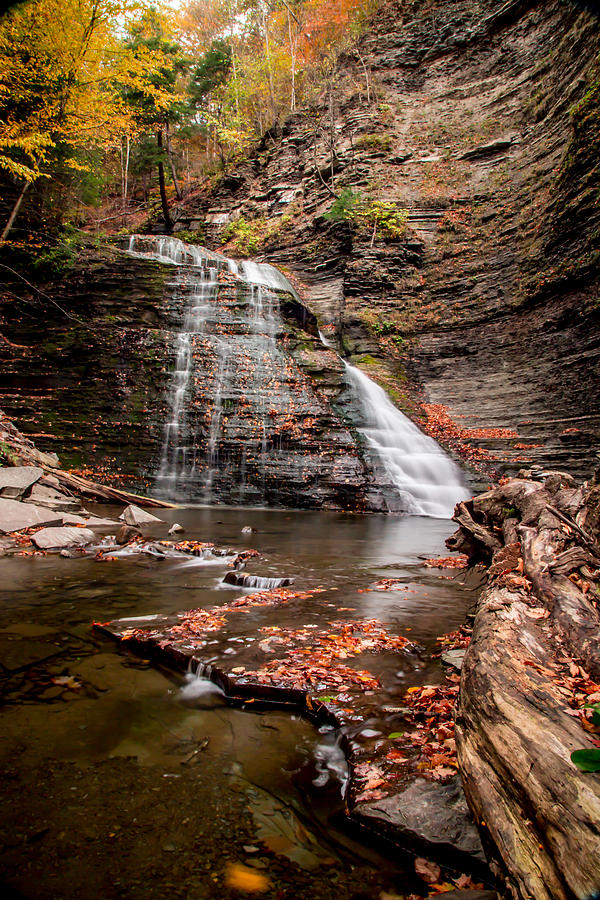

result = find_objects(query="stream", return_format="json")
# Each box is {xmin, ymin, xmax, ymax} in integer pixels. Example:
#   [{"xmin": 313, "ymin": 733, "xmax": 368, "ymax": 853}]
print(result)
[{"xmin": 0, "ymin": 506, "xmax": 478, "ymax": 899}]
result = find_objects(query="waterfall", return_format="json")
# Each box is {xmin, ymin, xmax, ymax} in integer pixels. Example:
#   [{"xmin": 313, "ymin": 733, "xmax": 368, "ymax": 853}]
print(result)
[
  {"xmin": 124, "ymin": 235, "xmax": 305, "ymax": 503},
  {"xmin": 124, "ymin": 235, "xmax": 467, "ymax": 515},
  {"xmin": 318, "ymin": 330, "xmax": 467, "ymax": 518},
  {"xmin": 342, "ymin": 364, "xmax": 467, "ymax": 518}
]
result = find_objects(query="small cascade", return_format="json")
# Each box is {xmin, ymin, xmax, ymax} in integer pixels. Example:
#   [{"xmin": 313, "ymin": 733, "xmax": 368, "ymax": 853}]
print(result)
[
  {"xmin": 343, "ymin": 363, "xmax": 467, "ymax": 518},
  {"xmin": 124, "ymin": 234, "xmax": 325, "ymax": 504}
]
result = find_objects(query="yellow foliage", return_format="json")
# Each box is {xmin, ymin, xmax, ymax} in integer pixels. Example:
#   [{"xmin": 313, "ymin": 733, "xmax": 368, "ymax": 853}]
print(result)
[{"xmin": 0, "ymin": 0, "xmax": 181, "ymax": 181}]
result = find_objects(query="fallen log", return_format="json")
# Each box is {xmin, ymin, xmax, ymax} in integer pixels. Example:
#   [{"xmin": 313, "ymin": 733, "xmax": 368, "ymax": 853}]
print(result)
[
  {"xmin": 449, "ymin": 469, "xmax": 600, "ymax": 899},
  {"xmin": 40, "ymin": 466, "xmax": 175, "ymax": 509}
]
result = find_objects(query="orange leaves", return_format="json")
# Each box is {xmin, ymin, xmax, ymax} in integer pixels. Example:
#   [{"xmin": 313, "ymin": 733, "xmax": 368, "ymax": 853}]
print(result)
[
  {"xmin": 243, "ymin": 619, "xmax": 413, "ymax": 694},
  {"xmin": 422, "ymin": 555, "xmax": 468, "ymax": 569},
  {"xmin": 224, "ymin": 863, "xmax": 270, "ymax": 893}
]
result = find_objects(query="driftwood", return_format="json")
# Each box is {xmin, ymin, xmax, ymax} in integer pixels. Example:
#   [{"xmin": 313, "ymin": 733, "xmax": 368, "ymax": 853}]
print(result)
[
  {"xmin": 0, "ymin": 409, "xmax": 174, "ymax": 508},
  {"xmin": 448, "ymin": 471, "xmax": 600, "ymax": 899},
  {"xmin": 40, "ymin": 466, "xmax": 175, "ymax": 508}
]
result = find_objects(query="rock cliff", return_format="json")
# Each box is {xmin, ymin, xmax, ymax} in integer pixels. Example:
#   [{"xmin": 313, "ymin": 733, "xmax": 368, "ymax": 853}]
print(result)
[{"xmin": 169, "ymin": 0, "xmax": 600, "ymax": 481}]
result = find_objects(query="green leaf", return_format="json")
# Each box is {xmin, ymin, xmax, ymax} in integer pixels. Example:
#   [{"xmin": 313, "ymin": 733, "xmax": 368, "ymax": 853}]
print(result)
[
  {"xmin": 317, "ymin": 695, "xmax": 334, "ymax": 703},
  {"xmin": 571, "ymin": 748, "xmax": 600, "ymax": 772},
  {"xmin": 388, "ymin": 732, "xmax": 403, "ymax": 739}
]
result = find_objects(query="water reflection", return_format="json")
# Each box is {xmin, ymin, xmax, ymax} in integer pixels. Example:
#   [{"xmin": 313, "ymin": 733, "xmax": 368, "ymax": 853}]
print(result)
[{"xmin": 0, "ymin": 506, "xmax": 475, "ymax": 895}]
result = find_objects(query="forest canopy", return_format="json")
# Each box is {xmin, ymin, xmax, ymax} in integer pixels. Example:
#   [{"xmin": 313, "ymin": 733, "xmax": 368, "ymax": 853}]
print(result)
[{"xmin": 0, "ymin": 0, "xmax": 375, "ymax": 241}]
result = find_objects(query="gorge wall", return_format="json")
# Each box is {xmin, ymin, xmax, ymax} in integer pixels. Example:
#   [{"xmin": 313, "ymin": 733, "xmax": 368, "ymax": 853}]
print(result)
[
  {"xmin": 1, "ymin": 0, "xmax": 598, "ymax": 501},
  {"xmin": 167, "ymin": 0, "xmax": 600, "ymax": 482},
  {"xmin": 0, "ymin": 241, "xmax": 415, "ymax": 510}
]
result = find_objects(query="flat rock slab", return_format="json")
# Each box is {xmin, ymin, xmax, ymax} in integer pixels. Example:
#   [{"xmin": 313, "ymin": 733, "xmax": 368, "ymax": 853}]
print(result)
[
  {"xmin": 84, "ymin": 516, "xmax": 120, "ymax": 528},
  {"xmin": 441, "ymin": 648, "xmax": 466, "ymax": 671},
  {"xmin": 357, "ymin": 775, "xmax": 485, "ymax": 864},
  {"xmin": 31, "ymin": 526, "xmax": 95, "ymax": 549},
  {"xmin": 25, "ymin": 484, "xmax": 82, "ymax": 513},
  {"xmin": 119, "ymin": 504, "xmax": 163, "ymax": 526},
  {"xmin": 0, "ymin": 466, "xmax": 43, "ymax": 500},
  {"xmin": 0, "ymin": 498, "xmax": 63, "ymax": 533}
]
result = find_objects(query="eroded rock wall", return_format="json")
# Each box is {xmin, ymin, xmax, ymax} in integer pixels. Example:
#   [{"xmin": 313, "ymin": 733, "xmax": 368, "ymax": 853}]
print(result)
[
  {"xmin": 0, "ymin": 247, "xmax": 387, "ymax": 509},
  {"xmin": 174, "ymin": 0, "xmax": 600, "ymax": 480}
]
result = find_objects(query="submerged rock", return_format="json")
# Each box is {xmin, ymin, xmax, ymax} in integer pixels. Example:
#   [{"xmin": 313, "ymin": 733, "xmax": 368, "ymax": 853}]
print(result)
[
  {"xmin": 0, "ymin": 466, "xmax": 43, "ymax": 499},
  {"xmin": 356, "ymin": 776, "xmax": 485, "ymax": 866},
  {"xmin": 168, "ymin": 523, "xmax": 185, "ymax": 535},
  {"xmin": 119, "ymin": 504, "xmax": 163, "ymax": 527},
  {"xmin": 31, "ymin": 526, "xmax": 95, "ymax": 550}
]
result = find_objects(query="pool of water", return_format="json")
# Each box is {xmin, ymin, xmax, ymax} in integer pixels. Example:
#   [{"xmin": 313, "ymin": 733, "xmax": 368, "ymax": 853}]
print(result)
[{"xmin": 0, "ymin": 507, "xmax": 479, "ymax": 899}]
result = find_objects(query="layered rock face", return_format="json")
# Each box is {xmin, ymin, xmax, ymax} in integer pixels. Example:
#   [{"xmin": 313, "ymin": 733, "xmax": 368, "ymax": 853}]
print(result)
[
  {"xmin": 173, "ymin": 0, "xmax": 600, "ymax": 480},
  {"xmin": 0, "ymin": 242, "xmax": 394, "ymax": 509}
]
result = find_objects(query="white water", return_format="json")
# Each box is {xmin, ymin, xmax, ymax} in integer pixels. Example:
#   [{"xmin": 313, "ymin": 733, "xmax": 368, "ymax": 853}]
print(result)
[
  {"xmin": 318, "ymin": 329, "xmax": 467, "ymax": 518},
  {"xmin": 343, "ymin": 363, "xmax": 467, "ymax": 518}
]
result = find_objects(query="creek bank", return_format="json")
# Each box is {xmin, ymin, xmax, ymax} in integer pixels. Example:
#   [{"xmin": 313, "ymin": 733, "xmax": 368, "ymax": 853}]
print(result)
[{"xmin": 447, "ymin": 470, "xmax": 600, "ymax": 899}]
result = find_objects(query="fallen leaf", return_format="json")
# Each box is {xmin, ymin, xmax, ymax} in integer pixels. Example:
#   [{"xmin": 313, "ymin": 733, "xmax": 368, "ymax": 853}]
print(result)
[{"xmin": 225, "ymin": 863, "xmax": 270, "ymax": 893}]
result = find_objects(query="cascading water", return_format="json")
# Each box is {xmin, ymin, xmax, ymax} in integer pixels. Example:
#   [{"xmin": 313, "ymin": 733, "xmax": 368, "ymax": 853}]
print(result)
[
  {"xmin": 124, "ymin": 235, "xmax": 467, "ymax": 515},
  {"xmin": 125, "ymin": 235, "xmax": 329, "ymax": 504},
  {"xmin": 318, "ymin": 328, "xmax": 467, "ymax": 517},
  {"xmin": 343, "ymin": 364, "xmax": 467, "ymax": 518}
]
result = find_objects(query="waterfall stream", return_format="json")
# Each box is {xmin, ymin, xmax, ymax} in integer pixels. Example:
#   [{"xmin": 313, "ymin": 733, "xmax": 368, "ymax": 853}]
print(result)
[
  {"xmin": 343, "ymin": 364, "xmax": 467, "ymax": 518},
  {"xmin": 125, "ymin": 235, "xmax": 467, "ymax": 516}
]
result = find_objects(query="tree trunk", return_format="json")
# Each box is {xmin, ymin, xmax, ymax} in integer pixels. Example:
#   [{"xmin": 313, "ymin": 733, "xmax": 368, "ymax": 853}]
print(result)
[
  {"xmin": 157, "ymin": 128, "xmax": 173, "ymax": 232},
  {"xmin": 165, "ymin": 122, "xmax": 182, "ymax": 201},
  {"xmin": 287, "ymin": 8, "xmax": 296, "ymax": 111},
  {"xmin": 448, "ymin": 474, "xmax": 600, "ymax": 899},
  {"xmin": 1, "ymin": 180, "xmax": 30, "ymax": 243}
]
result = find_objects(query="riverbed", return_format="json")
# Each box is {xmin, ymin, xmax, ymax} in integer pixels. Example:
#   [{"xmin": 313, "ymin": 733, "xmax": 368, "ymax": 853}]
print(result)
[{"xmin": 0, "ymin": 506, "xmax": 478, "ymax": 899}]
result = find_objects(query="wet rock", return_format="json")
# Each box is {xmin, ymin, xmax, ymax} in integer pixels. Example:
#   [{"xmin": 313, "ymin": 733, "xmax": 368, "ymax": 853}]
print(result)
[
  {"xmin": 0, "ymin": 498, "xmax": 63, "ymax": 533},
  {"xmin": 168, "ymin": 523, "xmax": 185, "ymax": 535},
  {"xmin": 31, "ymin": 526, "xmax": 95, "ymax": 550},
  {"xmin": 84, "ymin": 516, "xmax": 121, "ymax": 528},
  {"xmin": 116, "ymin": 524, "xmax": 142, "ymax": 545},
  {"xmin": 119, "ymin": 504, "xmax": 163, "ymax": 527},
  {"xmin": 0, "ymin": 466, "xmax": 43, "ymax": 499},
  {"xmin": 222, "ymin": 572, "xmax": 294, "ymax": 589},
  {"xmin": 356, "ymin": 776, "xmax": 485, "ymax": 866},
  {"xmin": 441, "ymin": 649, "xmax": 466, "ymax": 671},
  {"xmin": 241, "ymin": 526, "xmax": 256, "ymax": 534}
]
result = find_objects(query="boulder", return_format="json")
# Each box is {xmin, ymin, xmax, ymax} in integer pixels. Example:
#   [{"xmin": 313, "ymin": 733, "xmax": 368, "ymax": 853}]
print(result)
[
  {"xmin": 168, "ymin": 522, "xmax": 185, "ymax": 535},
  {"xmin": 116, "ymin": 524, "xmax": 142, "ymax": 545},
  {"xmin": 356, "ymin": 776, "xmax": 485, "ymax": 866},
  {"xmin": 119, "ymin": 504, "xmax": 163, "ymax": 526},
  {"xmin": 31, "ymin": 526, "xmax": 95, "ymax": 549},
  {"xmin": 0, "ymin": 466, "xmax": 43, "ymax": 500},
  {"xmin": 0, "ymin": 498, "xmax": 63, "ymax": 533}
]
